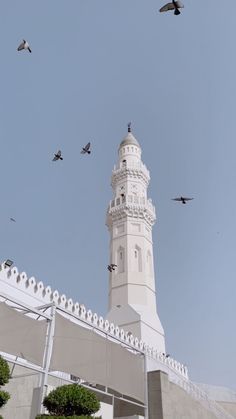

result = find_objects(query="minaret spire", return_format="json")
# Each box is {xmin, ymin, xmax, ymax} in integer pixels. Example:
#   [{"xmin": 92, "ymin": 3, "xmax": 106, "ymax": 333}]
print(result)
[{"xmin": 106, "ymin": 128, "xmax": 165, "ymax": 352}]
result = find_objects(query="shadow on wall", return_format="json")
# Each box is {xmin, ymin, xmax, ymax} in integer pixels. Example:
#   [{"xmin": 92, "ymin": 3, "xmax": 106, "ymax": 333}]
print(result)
[{"xmin": 30, "ymin": 387, "xmax": 41, "ymax": 419}]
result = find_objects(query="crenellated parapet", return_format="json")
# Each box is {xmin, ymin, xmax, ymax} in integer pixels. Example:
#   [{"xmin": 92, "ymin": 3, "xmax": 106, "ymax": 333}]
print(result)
[{"xmin": 0, "ymin": 261, "xmax": 188, "ymax": 380}]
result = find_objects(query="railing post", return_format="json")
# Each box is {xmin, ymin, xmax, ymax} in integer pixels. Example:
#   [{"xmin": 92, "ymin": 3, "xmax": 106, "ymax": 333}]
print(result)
[{"xmin": 144, "ymin": 352, "xmax": 149, "ymax": 419}]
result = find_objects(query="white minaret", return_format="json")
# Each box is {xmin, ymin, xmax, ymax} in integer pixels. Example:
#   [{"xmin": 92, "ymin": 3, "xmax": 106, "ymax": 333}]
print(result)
[{"xmin": 106, "ymin": 124, "xmax": 165, "ymax": 352}]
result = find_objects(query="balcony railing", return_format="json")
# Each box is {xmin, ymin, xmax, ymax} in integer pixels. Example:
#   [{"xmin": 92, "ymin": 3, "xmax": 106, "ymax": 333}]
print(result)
[{"xmin": 109, "ymin": 195, "xmax": 156, "ymax": 216}]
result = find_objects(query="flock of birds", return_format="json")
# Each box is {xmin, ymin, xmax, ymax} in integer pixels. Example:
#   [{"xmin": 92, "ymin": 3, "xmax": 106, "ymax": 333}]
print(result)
[
  {"xmin": 8, "ymin": 2, "xmax": 192, "ymax": 272},
  {"xmin": 52, "ymin": 142, "xmax": 91, "ymax": 161},
  {"xmin": 52, "ymin": 143, "xmax": 91, "ymax": 162}
]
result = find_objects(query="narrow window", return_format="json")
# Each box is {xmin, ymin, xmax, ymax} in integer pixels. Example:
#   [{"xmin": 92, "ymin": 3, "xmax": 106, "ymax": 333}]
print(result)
[
  {"xmin": 117, "ymin": 246, "xmax": 125, "ymax": 273},
  {"xmin": 133, "ymin": 246, "xmax": 142, "ymax": 272},
  {"xmin": 147, "ymin": 250, "xmax": 153, "ymax": 276}
]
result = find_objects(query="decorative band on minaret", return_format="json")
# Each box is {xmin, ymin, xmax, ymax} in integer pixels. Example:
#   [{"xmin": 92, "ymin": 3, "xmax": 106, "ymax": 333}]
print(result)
[{"xmin": 106, "ymin": 126, "xmax": 165, "ymax": 353}]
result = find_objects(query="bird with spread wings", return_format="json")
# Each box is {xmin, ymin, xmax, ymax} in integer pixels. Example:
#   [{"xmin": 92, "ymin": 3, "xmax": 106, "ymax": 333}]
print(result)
[
  {"xmin": 52, "ymin": 150, "xmax": 63, "ymax": 161},
  {"xmin": 107, "ymin": 264, "xmax": 117, "ymax": 272},
  {"xmin": 172, "ymin": 196, "xmax": 194, "ymax": 204},
  {"xmin": 81, "ymin": 142, "xmax": 91, "ymax": 154},
  {"xmin": 17, "ymin": 39, "xmax": 32, "ymax": 53},
  {"xmin": 159, "ymin": 0, "xmax": 184, "ymax": 15}
]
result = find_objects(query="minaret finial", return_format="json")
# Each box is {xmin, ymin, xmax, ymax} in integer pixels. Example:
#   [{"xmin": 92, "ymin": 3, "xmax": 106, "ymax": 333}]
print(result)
[{"xmin": 127, "ymin": 122, "xmax": 131, "ymax": 133}]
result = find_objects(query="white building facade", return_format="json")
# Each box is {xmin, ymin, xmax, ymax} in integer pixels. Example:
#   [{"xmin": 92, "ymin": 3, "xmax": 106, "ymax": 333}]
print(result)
[{"xmin": 106, "ymin": 126, "xmax": 165, "ymax": 353}]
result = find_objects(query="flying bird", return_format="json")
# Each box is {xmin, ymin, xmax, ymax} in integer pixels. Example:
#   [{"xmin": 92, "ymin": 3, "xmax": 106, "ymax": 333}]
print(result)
[
  {"xmin": 172, "ymin": 196, "xmax": 194, "ymax": 204},
  {"xmin": 107, "ymin": 263, "xmax": 117, "ymax": 272},
  {"xmin": 81, "ymin": 142, "xmax": 91, "ymax": 154},
  {"xmin": 17, "ymin": 39, "xmax": 32, "ymax": 53},
  {"xmin": 159, "ymin": 0, "xmax": 184, "ymax": 15},
  {"xmin": 52, "ymin": 150, "xmax": 63, "ymax": 161},
  {"xmin": 10, "ymin": 218, "xmax": 16, "ymax": 222}
]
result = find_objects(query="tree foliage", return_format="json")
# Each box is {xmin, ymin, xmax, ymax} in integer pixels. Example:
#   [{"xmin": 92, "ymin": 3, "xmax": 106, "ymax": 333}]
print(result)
[
  {"xmin": 0, "ymin": 356, "xmax": 11, "ymax": 412},
  {"xmin": 43, "ymin": 384, "xmax": 100, "ymax": 417},
  {"xmin": 0, "ymin": 390, "xmax": 10, "ymax": 408},
  {"xmin": 0, "ymin": 357, "xmax": 10, "ymax": 386}
]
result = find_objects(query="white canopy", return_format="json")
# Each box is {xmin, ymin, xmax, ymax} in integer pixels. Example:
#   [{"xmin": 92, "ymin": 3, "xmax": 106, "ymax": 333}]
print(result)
[
  {"xmin": 0, "ymin": 302, "xmax": 47, "ymax": 366},
  {"xmin": 0, "ymin": 302, "xmax": 145, "ymax": 402},
  {"xmin": 50, "ymin": 312, "xmax": 145, "ymax": 402}
]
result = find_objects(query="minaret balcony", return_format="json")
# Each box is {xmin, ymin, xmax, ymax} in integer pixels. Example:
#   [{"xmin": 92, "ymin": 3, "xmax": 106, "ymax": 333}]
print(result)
[{"xmin": 108, "ymin": 195, "xmax": 156, "ymax": 219}]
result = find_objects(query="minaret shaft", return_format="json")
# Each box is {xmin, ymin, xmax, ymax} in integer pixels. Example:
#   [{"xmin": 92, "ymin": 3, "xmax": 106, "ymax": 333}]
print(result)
[
  {"xmin": 106, "ymin": 129, "xmax": 165, "ymax": 352},
  {"xmin": 108, "ymin": 218, "xmax": 157, "ymax": 311}
]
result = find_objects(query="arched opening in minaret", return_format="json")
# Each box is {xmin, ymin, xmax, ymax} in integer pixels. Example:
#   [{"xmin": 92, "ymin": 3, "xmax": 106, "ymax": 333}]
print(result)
[
  {"xmin": 147, "ymin": 250, "xmax": 153, "ymax": 276},
  {"xmin": 117, "ymin": 246, "xmax": 125, "ymax": 273},
  {"xmin": 133, "ymin": 245, "xmax": 142, "ymax": 272}
]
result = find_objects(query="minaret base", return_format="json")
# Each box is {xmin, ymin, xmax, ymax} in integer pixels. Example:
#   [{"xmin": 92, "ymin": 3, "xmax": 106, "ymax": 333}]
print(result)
[{"xmin": 107, "ymin": 304, "xmax": 166, "ymax": 353}]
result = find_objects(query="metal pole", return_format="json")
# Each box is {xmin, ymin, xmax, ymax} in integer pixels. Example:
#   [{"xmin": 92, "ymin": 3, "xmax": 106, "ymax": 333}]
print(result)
[
  {"xmin": 38, "ymin": 304, "xmax": 56, "ymax": 414},
  {"xmin": 144, "ymin": 352, "xmax": 149, "ymax": 419}
]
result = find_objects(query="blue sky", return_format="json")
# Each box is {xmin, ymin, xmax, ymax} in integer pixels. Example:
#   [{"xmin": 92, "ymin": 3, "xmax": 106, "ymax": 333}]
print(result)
[{"xmin": 1, "ymin": 0, "xmax": 236, "ymax": 390}]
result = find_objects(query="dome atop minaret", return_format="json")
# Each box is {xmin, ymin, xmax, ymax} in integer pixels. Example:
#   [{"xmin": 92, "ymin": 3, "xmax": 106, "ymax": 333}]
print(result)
[{"xmin": 119, "ymin": 122, "xmax": 140, "ymax": 149}]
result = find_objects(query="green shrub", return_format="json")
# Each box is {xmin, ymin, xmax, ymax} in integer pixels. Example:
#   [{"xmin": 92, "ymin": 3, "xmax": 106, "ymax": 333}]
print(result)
[
  {"xmin": 0, "ymin": 357, "xmax": 10, "ymax": 386},
  {"xmin": 43, "ymin": 384, "xmax": 100, "ymax": 417},
  {"xmin": 0, "ymin": 390, "xmax": 10, "ymax": 408},
  {"xmin": 0, "ymin": 356, "xmax": 11, "ymax": 413}
]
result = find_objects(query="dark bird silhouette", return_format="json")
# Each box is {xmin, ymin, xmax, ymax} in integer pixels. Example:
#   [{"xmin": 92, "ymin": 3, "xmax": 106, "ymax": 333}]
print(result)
[
  {"xmin": 5, "ymin": 259, "xmax": 13, "ymax": 268},
  {"xmin": 159, "ymin": 0, "xmax": 184, "ymax": 15},
  {"xmin": 81, "ymin": 142, "xmax": 91, "ymax": 154},
  {"xmin": 52, "ymin": 150, "xmax": 63, "ymax": 161},
  {"xmin": 10, "ymin": 218, "xmax": 16, "ymax": 222},
  {"xmin": 172, "ymin": 196, "xmax": 194, "ymax": 204},
  {"xmin": 108, "ymin": 263, "xmax": 117, "ymax": 272},
  {"xmin": 17, "ymin": 39, "xmax": 32, "ymax": 53}
]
